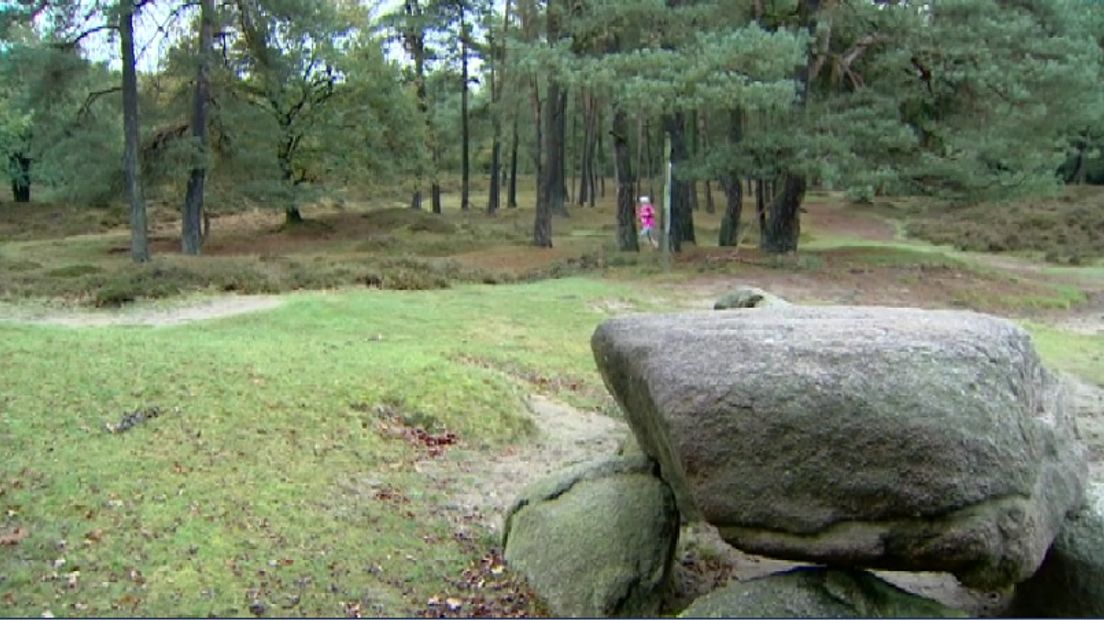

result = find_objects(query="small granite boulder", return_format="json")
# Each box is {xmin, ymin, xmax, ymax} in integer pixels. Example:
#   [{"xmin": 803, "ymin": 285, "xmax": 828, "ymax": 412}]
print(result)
[
  {"xmin": 713, "ymin": 286, "xmax": 790, "ymax": 310},
  {"xmin": 502, "ymin": 455, "xmax": 680, "ymax": 617},
  {"xmin": 679, "ymin": 567, "xmax": 967, "ymax": 618}
]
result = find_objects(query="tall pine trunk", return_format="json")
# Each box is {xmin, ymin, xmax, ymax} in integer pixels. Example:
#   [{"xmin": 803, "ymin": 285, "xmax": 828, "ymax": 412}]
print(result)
[
  {"xmin": 459, "ymin": 5, "xmax": 470, "ymax": 211},
  {"xmin": 551, "ymin": 87, "xmax": 568, "ymax": 216},
  {"xmin": 663, "ymin": 112, "xmax": 695, "ymax": 249},
  {"xmin": 487, "ymin": 1, "xmax": 510, "ymax": 214},
  {"xmin": 634, "ymin": 117, "xmax": 644, "ymax": 199},
  {"xmin": 718, "ymin": 109, "xmax": 743, "ymax": 247},
  {"xmin": 700, "ymin": 111, "xmax": 715, "ymax": 214},
  {"xmin": 761, "ymin": 0, "xmax": 819, "ymax": 253},
  {"xmin": 529, "ymin": 76, "xmax": 548, "ymax": 244},
  {"xmin": 612, "ymin": 107, "xmax": 638, "ymax": 251},
  {"xmin": 594, "ymin": 108, "xmax": 602, "ymax": 204},
  {"xmin": 755, "ymin": 179, "xmax": 767, "ymax": 243},
  {"xmin": 182, "ymin": 0, "xmax": 213, "ymax": 255},
  {"xmin": 9, "ymin": 154, "xmax": 30, "ymax": 203},
  {"xmin": 508, "ymin": 114, "xmax": 519, "ymax": 207},
  {"xmin": 762, "ymin": 174, "xmax": 805, "ymax": 253},
  {"xmin": 277, "ymin": 130, "xmax": 302, "ymax": 223},
  {"xmin": 120, "ymin": 0, "xmax": 149, "ymax": 262},
  {"xmin": 535, "ymin": 79, "xmax": 561, "ymax": 245},
  {"xmin": 407, "ymin": 0, "xmax": 428, "ymax": 211}
]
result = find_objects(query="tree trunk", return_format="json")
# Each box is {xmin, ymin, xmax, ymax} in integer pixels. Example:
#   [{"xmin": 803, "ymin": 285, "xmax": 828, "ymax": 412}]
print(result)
[
  {"xmin": 719, "ymin": 176, "xmax": 742, "ymax": 246},
  {"xmin": 431, "ymin": 181, "xmax": 441, "ymax": 214},
  {"xmin": 551, "ymin": 87, "xmax": 568, "ymax": 217},
  {"xmin": 612, "ymin": 107, "xmax": 638, "ymax": 251},
  {"xmin": 700, "ymin": 111, "xmax": 715, "ymax": 213},
  {"xmin": 595, "ymin": 107, "xmax": 604, "ymax": 202},
  {"xmin": 534, "ymin": 78, "xmax": 559, "ymax": 246},
  {"xmin": 120, "ymin": 0, "xmax": 149, "ymax": 263},
  {"xmin": 277, "ymin": 132, "xmax": 302, "ymax": 224},
  {"xmin": 756, "ymin": 179, "xmax": 767, "ymax": 243},
  {"xmin": 508, "ymin": 114, "xmax": 519, "ymax": 207},
  {"xmin": 761, "ymin": 0, "xmax": 819, "ymax": 253},
  {"xmin": 182, "ymin": 0, "xmax": 214, "ymax": 255},
  {"xmin": 586, "ymin": 95, "xmax": 599, "ymax": 207},
  {"xmin": 762, "ymin": 173, "xmax": 805, "ymax": 253},
  {"xmin": 718, "ymin": 109, "xmax": 743, "ymax": 246},
  {"xmin": 529, "ymin": 76, "xmax": 545, "ymax": 236},
  {"xmin": 407, "ymin": 0, "xmax": 428, "ymax": 210},
  {"xmin": 541, "ymin": 82, "xmax": 567, "ymax": 218},
  {"xmin": 487, "ymin": 1, "xmax": 510, "ymax": 214},
  {"xmin": 459, "ymin": 4, "xmax": 470, "ymax": 211},
  {"xmin": 572, "ymin": 91, "xmax": 580, "ymax": 205},
  {"xmin": 634, "ymin": 116, "xmax": 644, "ymax": 200},
  {"xmin": 663, "ymin": 112, "xmax": 695, "ymax": 248},
  {"xmin": 9, "ymin": 154, "xmax": 30, "ymax": 202}
]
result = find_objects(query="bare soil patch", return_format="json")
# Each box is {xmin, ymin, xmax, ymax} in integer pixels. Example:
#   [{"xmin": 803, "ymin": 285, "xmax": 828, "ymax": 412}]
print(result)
[
  {"xmin": 804, "ymin": 200, "xmax": 898, "ymax": 242},
  {"xmin": 661, "ymin": 254, "xmax": 1053, "ymax": 316}
]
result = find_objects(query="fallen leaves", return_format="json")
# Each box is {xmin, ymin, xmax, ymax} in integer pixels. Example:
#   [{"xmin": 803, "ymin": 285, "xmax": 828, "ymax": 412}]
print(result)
[
  {"xmin": 370, "ymin": 404, "xmax": 461, "ymax": 459},
  {"xmin": 417, "ymin": 550, "xmax": 542, "ymax": 618},
  {"xmin": 0, "ymin": 526, "xmax": 28, "ymax": 546},
  {"xmin": 83, "ymin": 529, "xmax": 104, "ymax": 545}
]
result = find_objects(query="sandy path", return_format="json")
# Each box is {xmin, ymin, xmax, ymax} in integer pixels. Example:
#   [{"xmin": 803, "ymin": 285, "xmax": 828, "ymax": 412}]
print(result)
[
  {"xmin": 416, "ymin": 395, "xmax": 629, "ymax": 537},
  {"xmin": 0, "ymin": 295, "xmax": 284, "ymax": 327}
]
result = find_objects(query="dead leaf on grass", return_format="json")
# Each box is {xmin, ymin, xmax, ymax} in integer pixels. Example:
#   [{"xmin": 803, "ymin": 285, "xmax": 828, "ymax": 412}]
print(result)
[{"xmin": 0, "ymin": 526, "xmax": 28, "ymax": 545}]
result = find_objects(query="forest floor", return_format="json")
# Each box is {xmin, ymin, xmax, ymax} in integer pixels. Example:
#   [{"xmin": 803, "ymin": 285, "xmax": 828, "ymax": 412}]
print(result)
[{"xmin": 0, "ymin": 188, "xmax": 1102, "ymax": 617}]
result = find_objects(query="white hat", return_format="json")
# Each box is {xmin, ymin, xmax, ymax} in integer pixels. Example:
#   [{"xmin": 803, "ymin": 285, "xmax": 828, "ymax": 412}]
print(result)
[{"xmin": 639, "ymin": 196, "xmax": 650, "ymax": 203}]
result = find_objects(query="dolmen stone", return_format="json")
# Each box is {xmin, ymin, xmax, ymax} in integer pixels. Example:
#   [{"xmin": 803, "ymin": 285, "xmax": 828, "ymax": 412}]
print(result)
[
  {"xmin": 714, "ymin": 286, "xmax": 790, "ymax": 310},
  {"xmin": 502, "ymin": 455, "xmax": 680, "ymax": 617},
  {"xmin": 591, "ymin": 306, "xmax": 1087, "ymax": 589},
  {"xmin": 1007, "ymin": 482, "xmax": 1104, "ymax": 617},
  {"xmin": 679, "ymin": 567, "xmax": 967, "ymax": 618}
]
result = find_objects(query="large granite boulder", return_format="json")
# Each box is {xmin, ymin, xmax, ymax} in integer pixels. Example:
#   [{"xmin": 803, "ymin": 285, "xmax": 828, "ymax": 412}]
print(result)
[
  {"xmin": 679, "ymin": 567, "xmax": 967, "ymax": 618},
  {"xmin": 591, "ymin": 306, "xmax": 1087, "ymax": 589},
  {"xmin": 502, "ymin": 455, "xmax": 680, "ymax": 617},
  {"xmin": 1007, "ymin": 483, "xmax": 1104, "ymax": 617}
]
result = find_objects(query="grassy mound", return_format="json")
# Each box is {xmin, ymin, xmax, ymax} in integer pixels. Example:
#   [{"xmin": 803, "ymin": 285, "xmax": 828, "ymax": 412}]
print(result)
[{"xmin": 0, "ymin": 278, "xmax": 639, "ymax": 617}]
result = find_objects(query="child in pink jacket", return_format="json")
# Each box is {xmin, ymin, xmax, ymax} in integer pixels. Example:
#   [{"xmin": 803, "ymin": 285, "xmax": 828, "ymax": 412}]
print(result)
[{"xmin": 638, "ymin": 196, "xmax": 658, "ymax": 249}]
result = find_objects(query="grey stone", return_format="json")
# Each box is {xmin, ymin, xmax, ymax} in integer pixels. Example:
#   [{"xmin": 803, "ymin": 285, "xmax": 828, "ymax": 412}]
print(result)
[
  {"xmin": 502, "ymin": 455, "xmax": 680, "ymax": 617},
  {"xmin": 714, "ymin": 286, "xmax": 790, "ymax": 310},
  {"xmin": 679, "ymin": 567, "xmax": 967, "ymax": 618},
  {"xmin": 591, "ymin": 306, "xmax": 1088, "ymax": 589},
  {"xmin": 1008, "ymin": 483, "xmax": 1104, "ymax": 617}
]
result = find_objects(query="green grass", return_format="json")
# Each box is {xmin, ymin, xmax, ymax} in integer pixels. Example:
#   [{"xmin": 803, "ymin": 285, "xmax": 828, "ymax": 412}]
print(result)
[
  {"xmin": 0, "ymin": 277, "xmax": 648, "ymax": 617},
  {"xmin": 1022, "ymin": 322, "xmax": 1104, "ymax": 386}
]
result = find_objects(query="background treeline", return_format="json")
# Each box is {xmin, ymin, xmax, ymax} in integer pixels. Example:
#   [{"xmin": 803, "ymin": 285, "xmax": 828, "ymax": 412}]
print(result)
[{"xmin": 2, "ymin": 0, "xmax": 1103, "ymax": 258}]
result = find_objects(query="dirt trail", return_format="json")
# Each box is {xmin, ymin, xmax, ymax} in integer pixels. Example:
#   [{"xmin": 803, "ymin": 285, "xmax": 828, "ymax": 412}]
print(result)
[
  {"xmin": 0, "ymin": 295, "xmax": 284, "ymax": 327},
  {"xmin": 417, "ymin": 395, "xmax": 628, "ymax": 536}
]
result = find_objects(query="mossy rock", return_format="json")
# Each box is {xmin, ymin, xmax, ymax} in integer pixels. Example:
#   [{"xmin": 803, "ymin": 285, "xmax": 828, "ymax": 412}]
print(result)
[
  {"xmin": 713, "ymin": 286, "xmax": 790, "ymax": 309},
  {"xmin": 503, "ymin": 455, "xmax": 679, "ymax": 617}
]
